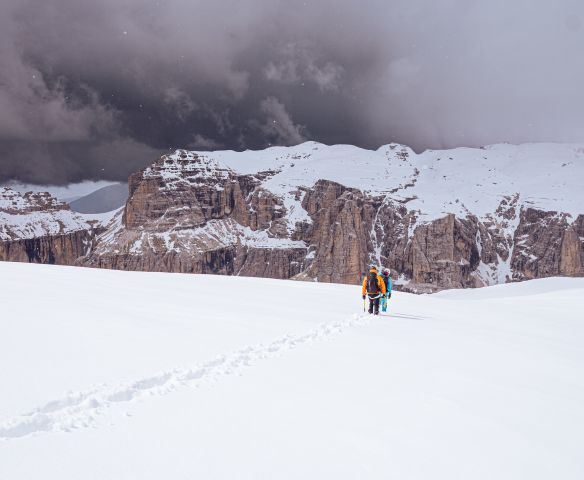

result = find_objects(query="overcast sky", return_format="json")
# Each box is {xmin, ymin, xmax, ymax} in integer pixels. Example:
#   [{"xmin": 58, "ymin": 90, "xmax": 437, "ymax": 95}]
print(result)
[{"xmin": 1, "ymin": 0, "xmax": 584, "ymax": 185}]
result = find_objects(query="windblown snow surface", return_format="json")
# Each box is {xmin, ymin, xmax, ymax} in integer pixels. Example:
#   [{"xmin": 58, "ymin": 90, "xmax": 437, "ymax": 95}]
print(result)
[{"xmin": 0, "ymin": 263, "xmax": 583, "ymax": 479}]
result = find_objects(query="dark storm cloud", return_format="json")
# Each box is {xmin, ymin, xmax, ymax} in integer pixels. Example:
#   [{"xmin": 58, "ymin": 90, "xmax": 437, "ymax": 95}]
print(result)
[{"xmin": 2, "ymin": 0, "xmax": 584, "ymax": 184}]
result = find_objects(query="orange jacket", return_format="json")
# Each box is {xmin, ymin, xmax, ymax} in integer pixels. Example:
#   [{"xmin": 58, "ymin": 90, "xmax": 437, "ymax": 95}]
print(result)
[{"xmin": 362, "ymin": 269, "xmax": 387, "ymax": 295}]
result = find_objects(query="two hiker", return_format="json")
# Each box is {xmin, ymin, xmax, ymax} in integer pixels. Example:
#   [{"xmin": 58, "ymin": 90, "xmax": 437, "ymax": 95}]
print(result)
[{"xmin": 361, "ymin": 266, "xmax": 393, "ymax": 315}]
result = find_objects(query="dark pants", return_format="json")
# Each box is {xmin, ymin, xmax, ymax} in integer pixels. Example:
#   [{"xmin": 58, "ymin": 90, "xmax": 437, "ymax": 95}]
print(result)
[{"xmin": 368, "ymin": 295, "xmax": 380, "ymax": 314}]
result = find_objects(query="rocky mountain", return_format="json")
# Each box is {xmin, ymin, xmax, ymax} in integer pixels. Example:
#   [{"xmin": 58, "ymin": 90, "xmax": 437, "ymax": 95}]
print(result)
[
  {"xmin": 0, "ymin": 187, "xmax": 107, "ymax": 264},
  {"xmin": 75, "ymin": 142, "xmax": 583, "ymax": 291}
]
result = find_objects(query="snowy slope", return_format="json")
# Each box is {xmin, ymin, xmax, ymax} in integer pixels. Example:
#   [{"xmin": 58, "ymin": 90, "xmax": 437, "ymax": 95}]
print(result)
[
  {"xmin": 204, "ymin": 141, "xmax": 584, "ymax": 221},
  {"xmin": 0, "ymin": 187, "xmax": 92, "ymax": 241},
  {"xmin": 0, "ymin": 187, "xmax": 118, "ymax": 241},
  {"xmin": 1, "ymin": 263, "xmax": 583, "ymax": 479}
]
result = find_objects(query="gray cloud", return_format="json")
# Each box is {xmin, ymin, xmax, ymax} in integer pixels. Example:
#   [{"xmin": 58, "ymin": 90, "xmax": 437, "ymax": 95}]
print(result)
[
  {"xmin": 258, "ymin": 97, "xmax": 307, "ymax": 145},
  {"xmin": 1, "ymin": 0, "xmax": 584, "ymax": 184},
  {"xmin": 0, "ymin": 8, "xmax": 116, "ymax": 144},
  {"xmin": 187, "ymin": 134, "xmax": 223, "ymax": 150},
  {"xmin": 264, "ymin": 43, "xmax": 344, "ymax": 92},
  {"xmin": 163, "ymin": 88, "xmax": 198, "ymax": 122}
]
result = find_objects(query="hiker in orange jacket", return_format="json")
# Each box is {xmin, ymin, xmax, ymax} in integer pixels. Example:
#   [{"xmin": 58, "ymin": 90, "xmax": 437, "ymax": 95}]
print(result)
[{"xmin": 361, "ymin": 266, "xmax": 387, "ymax": 315}]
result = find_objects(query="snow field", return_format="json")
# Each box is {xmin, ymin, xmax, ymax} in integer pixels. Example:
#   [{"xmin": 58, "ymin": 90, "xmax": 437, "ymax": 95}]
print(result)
[{"xmin": 0, "ymin": 263, "xmax": 583, "ymax": 479}]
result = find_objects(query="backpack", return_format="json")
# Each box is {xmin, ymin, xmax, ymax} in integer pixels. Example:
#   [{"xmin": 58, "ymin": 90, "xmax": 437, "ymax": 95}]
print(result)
[{"xmin": 367, "ymin": 272, "xmax": 379, "ymax": 294}]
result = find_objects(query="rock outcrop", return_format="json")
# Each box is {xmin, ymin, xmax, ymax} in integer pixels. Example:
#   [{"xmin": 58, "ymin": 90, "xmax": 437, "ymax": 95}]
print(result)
[
  {"xmin": 0, "ymin": 230, "xmax": 94, "ymax": 265},
  {"xmin": 80, "ymin": 152, "xmax": 307, "ymax": 279},
  {"xmin": 511, "ymin": 209, "xmax": 584, "ymax": 280},
  {"xmin": 0, "ymin": 187, "xmax": 99, "ymax": 265}
]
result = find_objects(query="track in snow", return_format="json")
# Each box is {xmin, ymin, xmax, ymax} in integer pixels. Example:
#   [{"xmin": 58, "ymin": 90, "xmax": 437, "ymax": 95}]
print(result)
[{"xmin": 0, "ymin": 313, "xmax": 373, "ymax": 441}]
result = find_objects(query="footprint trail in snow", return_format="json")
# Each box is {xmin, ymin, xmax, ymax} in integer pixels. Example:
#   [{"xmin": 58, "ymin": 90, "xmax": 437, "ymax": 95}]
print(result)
[{"xmin": 0, "ymin": 313, "xmax": 371, "ymax": 440}]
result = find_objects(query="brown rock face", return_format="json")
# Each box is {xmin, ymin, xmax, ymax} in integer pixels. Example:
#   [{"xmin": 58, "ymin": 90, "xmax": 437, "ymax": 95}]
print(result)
[
  {"xmin": 512, "ymin": 209, "xmax": 584, "ymax": 280},
  {"xmin": 573, "ymin": 215, "xmax": 584, "ymax": 273},
  {"xmin": 81, "ymin": 152, "xmax": 304, "ymax": 278},
  {"xmin": 511, "ymin": 208, "xmax": 579, "ymax": 280},
  {"xmin": 122, "ymin": 153, "xmax": 285, "ymax": 233},
  {"xmin": 296, "ymin": 181, "xmax": 502, "ymax": 290},
  {"xmin": 295, "ymin": 180, "xmax": 420, "ymax": 285},
  {"xmin": 0, "ymin": 187, "xmax": 97, "ymax": 266},
  {"xmin": 560, "ymin": 227, "xmax": 583, "ymax": 276},
  {"xmin": 0, "ymin": 230, "xmax": 94, "ymax": 265},
  {"xmin": 299, "ymin": 180, "xmax": 373, "ymax": 284},
  {"xmin": 235, "ymin": 248, "xmax": 308, "ymax": 279},
  {"xmin": 407, "ymin": 215, "xmax": 480, "ymax": 289}
]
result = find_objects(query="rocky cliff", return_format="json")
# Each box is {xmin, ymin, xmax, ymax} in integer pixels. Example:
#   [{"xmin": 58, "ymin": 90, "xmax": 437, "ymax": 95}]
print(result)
[
  {"xmin": 0, "ymin": 188, "xmax": 100, "ymax": 265},
  {"xmin": 78, "ymin": 142, "xmax": 584, "ymax": 291},
  {"xmin": 81, "ymin": 152, "xmax": 308, "ymax": 278}
]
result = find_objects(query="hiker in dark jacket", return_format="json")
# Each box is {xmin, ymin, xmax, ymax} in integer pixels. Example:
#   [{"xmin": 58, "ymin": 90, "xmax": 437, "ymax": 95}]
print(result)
[{"xmin": 361, "ymin": 266, "xmax": 386, "ymax": 315}]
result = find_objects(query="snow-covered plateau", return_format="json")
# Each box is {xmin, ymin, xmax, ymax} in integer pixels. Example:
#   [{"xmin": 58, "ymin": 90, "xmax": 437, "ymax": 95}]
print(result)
[
  {"xmin": 1, "ymin": 262, "xmax": 582, "ymax": 479},
  {"xmin": 1, "ymin": 141, "xmax": 583, "ymax": 290},
  {"xmin": 208, "ymin": 141, "xmax": 584, "ymax": 220},
  {"xmin": 78, "ymin": 141, "xmax": 584, "ymax": 290}
]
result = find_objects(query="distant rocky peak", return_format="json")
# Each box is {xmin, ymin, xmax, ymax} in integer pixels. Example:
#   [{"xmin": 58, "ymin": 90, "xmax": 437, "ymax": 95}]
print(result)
[
  {"xmin": 0, "ymin": 187, "xmax": 69, "ymax": 214},
  {"xmin": 0, "ymin": 187, "xmax": 98, "ymax": 250},
  {"xmin": 142, "ymin": 150, "xmax": 234, "ymax": 191}
]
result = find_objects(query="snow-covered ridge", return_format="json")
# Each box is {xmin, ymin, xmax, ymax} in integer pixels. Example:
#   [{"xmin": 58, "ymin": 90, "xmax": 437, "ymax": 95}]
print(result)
[
  {"xmin": 0, "ymin": 187, "xmax": 67, "ymax": 213},
  {"xmin": 0, "ymin": 187, "xmax": 114, "ymax": 241},
  {"xmin": 160, "ymin": 141, "xmax": 584, "ymax": 222},
  {"xmin": 143, "ymin": 151, "xmax": 233, "ymax": 191}
]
